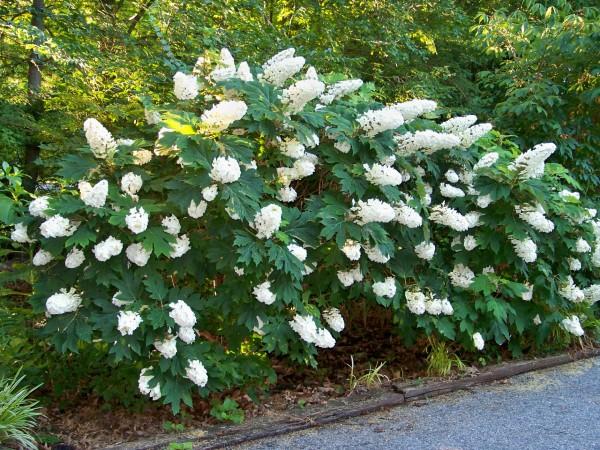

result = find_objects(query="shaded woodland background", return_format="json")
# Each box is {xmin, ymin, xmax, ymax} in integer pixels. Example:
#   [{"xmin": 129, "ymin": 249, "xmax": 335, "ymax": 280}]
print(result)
[{"xmin": 1, "ymin": 0, "xmax": 598, "ymax": 191}]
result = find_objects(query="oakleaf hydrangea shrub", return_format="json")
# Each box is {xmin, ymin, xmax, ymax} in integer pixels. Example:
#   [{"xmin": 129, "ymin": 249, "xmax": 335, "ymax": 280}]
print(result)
[{"xmin": 10, "ymin": 48, "xmax": 599, "ymax": 412}]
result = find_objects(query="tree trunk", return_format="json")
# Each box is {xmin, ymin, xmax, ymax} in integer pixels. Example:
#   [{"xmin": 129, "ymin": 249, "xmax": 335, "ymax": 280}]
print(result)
[
  {"xmin": 24, "ymin": 0, "xmax": 45, "ymax": 191},
  {"xmin": 127, "ymin": 0, "xmax": 156, "ymax": 35}
]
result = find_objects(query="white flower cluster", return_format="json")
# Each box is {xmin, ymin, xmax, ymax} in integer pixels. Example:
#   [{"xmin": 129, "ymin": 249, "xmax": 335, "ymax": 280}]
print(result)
[
  {"xmin": 281, "ymin": 79, "xmax": 325, "ymax": 113},
  {"xmin": 40, "ymin": 215, "xmax": 77, "ymax": 238},
  {"xmin": 429, "ymin": 205, "xmax": 470, "ymax": 232},
  {"xmin": 188, "ymin": 199, "xmax": 207, "ymax": 219},
  {"xmin": 144, "ymin": 108, "xmax": 161, "ymax": 125},
  {"xmin": 334, "ymin": 140, "xmax": 351, "ymax": 153},
  {"xmin": 154, "ymin": 335, "xmax": 178, "ymax": 359},
  {"xmin": 93, "ymin": 236, "xmax": 123, "ymax": 261},
  {"xmin": 117, "ymin": 311, "xmax": 142, "ymax": 336},
  {"xmin": 440, "ymin": 115, "xmax": 478, "ymax": 134},
  {"xmin": 593, "ymin": 245, "xmax": 600, "ymax": 268},
  {"xmin": 473, "ymin": 152, "xmax": 499, "ymax": 170},
  {"xmin": 372, "ymin": 277, "xmax": 396, "ymax": 298},
  {"xmin": 65, "ymin": 247, "xmax": 85, "ymax": 268},
  {"xmin": 174, "ymin": 326, "xmax": 194, "ymax": 344},
  {"xmin": 133, "ymin": 149, "xmax": 153, "ymax": 165},
  {"xmin": 295, "ymin": 156, "xmax": 317, "ymax": 177},
  {"xmin": 169, "ymin": 300, "xmax": 197, "ymax": 328},
  {"xmin": 449, "ymin": 264, "xmax": 475, "ymax": 288},
  {"xmin": 209, "ymin": 48, "xmax": 237, "ymax": 82},
  {"xmin": 125, "ymin": 207, "xmax": 149, "ymax": 234},
  {"xmin": 380, "ymin": 155, "xmax": 397, "ymax": 167},
  {"xmin": 357, "ymin": 107, "xmax": 404, "ymax": 137},
  {"xmin": 202, "ymin": 184, "xmax": 219, "ymax": 201},
  {"xmin": 440, "ymin": 183, "xmax": 465, "ymax": 198},
  {"xmin": 425, "ymin": 294, "xmax": 453, "ymax": 316},
  {"xmin": 46, "ymin": 288, "xmax": 82, "ymax": 315},
  {"xmin": 252, "ymin": 316, "xmax": 265, "ymax": 335},
  {"xmin": 289, "ymin": 314, "xmax": 335, "ymax": 348},
  {"xmin": 510, "ymin": 236, "xmax": 537, "ymax": 263},
  {"xmin": 391, "ymin": 99, "xmax": 437, "ymax": 122},
  {"xmin": 515, "ymin": 203, "xmax": 554, "ymax": 233},
  {"xmin": 458, "ymin": 123, "xmax": 493, "ymax": 147},
  {"xmin": 253, "ymin": 281, "xmax": 276, "ymax": 305},
  {"xmin": 521, "ymin": 283, "xmax": 534, "ymax": 301},
  {"xmin": 572, "ymin": 256, "xmax": 588, "ymax": 272},
  {"xmin": 561, "ymin": 315, "xmax": 584, "ymax": 337},
  {"xmin": 406, "ymin": 290, "xmax": 427, "ymax": 315},
  {"xmin": 280, "ymin": 138, "xmax": 305, "ymax": 159},
  {"xmin": 593, "ymin": 222, "xmax": 600, "ymax": 266},
  {"xmin": 472, "ymin": 332, "xmax": 485, "ymax": 350},
  {"xmin": 209, "ymin": 156, "xmax": 242, "ymax": 184},
  {"xmin": 185, "ymin": 360, "xmax": 208, "ymax": 387},
  {"xmin": 138, "ymin": 368, "xmax": 161, "ymax": 400},
  {"xmin": 287, "ymin": 243, "xmax": 307, "ymax": 262},
  {"xmin": 558, "ymin": 189, "xmax": 580, "ymax": 202},
  {"xmin": 236, "ymin": 61, "xmax": 254, "ymax": 82},
  {"xmin": 117, "ymin": 138, "xmax": 134, "ymax": 147},
  {"xmin": 173, "ymin": 72, "xmax": 199, "ymax": 100},
  {"xmin": 363, "ymin": 163, "xmax": 403, "ymax": 186},
  {"xmin": 508, "ymin": 143, "xmax": 556, "ymax": 179},
  {"xmin": 79, "ymin": 180, "xmax": 108, "ymax": 208},
  {"xmin": 393, "ymin": 202, "xmax": 422, "ymax": 228},
  {"xmin": 252, "ymin": 204, "xmax": 282, "ymax": 239},
  {"xmin": 84, "ymin": 118, "xmax": 117, "ymax": 159},
  {"xmin": 583, "ymin": 285, "xmax": 600, "ymax": 304},
  {"xmin": 559, "ymin": 276, "xmax": 585, "ymax": 303},
  {"xmin": 11, "ymin": 223, "xmax": 33, "ymax": 243},
  {"xmin": 395, "ymin": 130, "xmax": 460, "ymax": 156},
  {"xmin": 575, "ymin": 238, "xmax": 591, "ymax": 253},
  {"xmin": 414, "ymin": 241, "xmax": 435, "ymax": 260},
  {"xmin": 337, "ymin": 265, "xmax": 363, "ymax": 287},
  {"xmin": 445, "ymin": 170, "xmax": 459, "ymax": 183},
  {"xmin": 405, "ymin": 290, "xmax": 453, "ymax": 316},
  {"xmin": 323, "ymin": 308, "xmax": 345, "ymax": 332},
  {"xmin": 201, "ymin": 101, "xmax": 248, "ymax": 132},
  {"xmin": 319, "ymin": 79, "xmax": 363, "ymax": 104},
  {"xmin": 121, "ymin": 172, "xmax": 143, "ymax": 199},
  {"xmin": 29, "ymin": 196, "xmax": 49, "ymax": 218},
  {"xmin": 364, "ymin": 244, "xmax": 391, "ymax": 263},
  {"xmin": 33, "ymin": 249, "xmax": 53, "ymax": 266},
  {"xmin": 341, "ymin": 239, "xmax": 361, "ymax": 261},
  {"xmin": 261, "ymin": 48, "xmax": 305, "ymax": 87},
  {"xmin": 169, "ymin": 234, "xmax": 191, "ymax": 258},
  {"xmin": 277, "ymin": 186, "xmax": 297, "ymax": 203},
  {"xmin": 463, "ymin": 235, "xmax": 478, "ymax": 251},
  {"xmin": 476, "ymin": 194, "xmax": 493, "ymax": 208},
  {"xmin": 126, "ymin": 243, "xmax": 151, "ymax": 266},
  {"xmin": 162, "ymin": 215, "xmax": 181, "ymax": 235},
  {"xmin": 351, "ymin": 199, "xmax": 395, "ymax": 225}
]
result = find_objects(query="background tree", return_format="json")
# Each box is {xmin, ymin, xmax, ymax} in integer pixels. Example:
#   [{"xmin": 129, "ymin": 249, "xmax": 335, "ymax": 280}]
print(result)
[{"xmin": 472, "ymin": 0, "xmax": 600, "ymax": 193}]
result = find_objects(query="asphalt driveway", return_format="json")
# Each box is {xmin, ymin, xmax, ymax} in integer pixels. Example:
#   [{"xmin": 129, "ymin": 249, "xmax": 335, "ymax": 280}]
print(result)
[{"xmin": 238, "ymin": 357, "xmax": 600, "ymax": 450}]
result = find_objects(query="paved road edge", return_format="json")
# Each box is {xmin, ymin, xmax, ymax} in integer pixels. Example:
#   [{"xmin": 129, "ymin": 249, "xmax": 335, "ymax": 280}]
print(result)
[{"xmin": 103, "ymin": 347, "xmax": 600, "ymax": 450}]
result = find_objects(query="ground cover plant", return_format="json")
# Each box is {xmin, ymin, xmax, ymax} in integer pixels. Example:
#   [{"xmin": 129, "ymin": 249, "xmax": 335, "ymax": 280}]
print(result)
[
  {"xmin": 5, "ymin": 46, "xmax": 600, "ymax": 416},
  {"xmin": 0, "ymin": 371, "xmax": 41, "ymax": 450}
]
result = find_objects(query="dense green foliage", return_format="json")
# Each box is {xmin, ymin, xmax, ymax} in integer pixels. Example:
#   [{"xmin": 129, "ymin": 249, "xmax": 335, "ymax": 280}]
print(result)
[
  {"xmin": 0, "ymin": 0, "xmax": 598, "ymax": 417},
  {"xmin": 4, "ymin": 47, "xmax": 599, "ymax": 412},
  {"xmin": 472, "ymin": 1, "xmax": 600, "ymax": 191}
]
